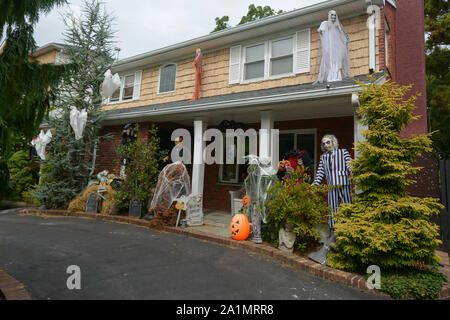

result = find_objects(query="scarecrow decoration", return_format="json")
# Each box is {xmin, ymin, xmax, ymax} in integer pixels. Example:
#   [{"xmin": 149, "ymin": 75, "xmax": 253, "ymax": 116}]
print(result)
[{"xmin": 243, "ymin": 155, "xmax": 278, "ymax": 244}]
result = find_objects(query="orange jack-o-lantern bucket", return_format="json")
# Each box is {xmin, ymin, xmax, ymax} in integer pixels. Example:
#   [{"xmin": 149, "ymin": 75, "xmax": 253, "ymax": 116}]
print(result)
[
  {"xmin": 242, "ymin": 195, "xmax": 251, "ymax": 206},
  {"xmin": 278, "ymin": 160, "xmax": 290, "ymax": 171},
  {"xmin": 230, "ymin": 213, "xmax": 250, "ymax": 241}
]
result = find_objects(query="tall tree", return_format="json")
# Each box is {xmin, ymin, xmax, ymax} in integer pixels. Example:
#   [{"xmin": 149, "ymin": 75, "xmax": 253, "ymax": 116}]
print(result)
[
  {"xmin": 34, "ymin": 0, "xmax": 116, "ymax": 209},
  {"xmin": 212, "ymin": 4, "xmax": 283, "ymax": 33},
  {"xmin": 425, "ymin": 0, "xmax": 450, "ymax": 157},
  {"xmin": 211, "ymin": 15, "xmax": 230, "ymax": 33},
  {"xmin": 0, "ymin": 0, "xmax": 70, "ymax": 200},
  {"xmin": 238, "ymin": 4, "xmax": 283, "ymax": 25}
]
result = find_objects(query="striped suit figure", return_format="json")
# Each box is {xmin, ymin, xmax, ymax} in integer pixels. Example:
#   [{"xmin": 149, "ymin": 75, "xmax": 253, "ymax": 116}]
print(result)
[{"xmin": 313, "ymin": 135, "xmax": 352, "ymax": 230}]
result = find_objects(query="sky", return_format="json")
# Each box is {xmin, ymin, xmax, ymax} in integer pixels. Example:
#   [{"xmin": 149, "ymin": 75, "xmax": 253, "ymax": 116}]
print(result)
[{"xmin": 34, "ymin": 0, "xmax": 326, "ymax": 60}]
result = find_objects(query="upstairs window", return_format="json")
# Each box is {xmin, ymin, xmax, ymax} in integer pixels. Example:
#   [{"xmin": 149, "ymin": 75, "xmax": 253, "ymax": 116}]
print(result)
[
  {"xmin": 229, "ymin": 28, "xmax": 310, "ymax": 84},
  {"xmin": 270, "ymin": 37, "xmax": 293, "ymax": 76},
  {"xmin": 107, "ymin": 70, "xmax": 142, "ymax": 103},
  {"xmin": 159, "ymin": 64, "xmax": 177, "ymax": 93},
  {"xmin": 244, "ymin": 44, "xmax": 265, "ymax": 80}
]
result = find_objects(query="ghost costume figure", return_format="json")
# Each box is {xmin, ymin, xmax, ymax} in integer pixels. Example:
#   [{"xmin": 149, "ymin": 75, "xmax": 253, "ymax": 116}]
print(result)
[{"xmin": 316, "ymin": 10, "xmax": 350, "ymax": 83}]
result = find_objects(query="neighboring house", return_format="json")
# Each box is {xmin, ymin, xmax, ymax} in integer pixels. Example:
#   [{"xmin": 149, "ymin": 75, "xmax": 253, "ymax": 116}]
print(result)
[
  {"xmin": 30, "ymin": 42, "xmax": 69, "ymax": 65},
  {"xmin": 53, "ymin": 0, "xmax": 435, "ymax": 213}
]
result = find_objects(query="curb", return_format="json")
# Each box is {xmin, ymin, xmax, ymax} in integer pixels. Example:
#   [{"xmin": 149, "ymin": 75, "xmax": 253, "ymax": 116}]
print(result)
[
  {"xmin": 0, "ymin": 270, "xmax": 32, "ymax": 300},
  {"xmin": 18, "ymin": 208, "xmax": 450, "ymax": 299}
]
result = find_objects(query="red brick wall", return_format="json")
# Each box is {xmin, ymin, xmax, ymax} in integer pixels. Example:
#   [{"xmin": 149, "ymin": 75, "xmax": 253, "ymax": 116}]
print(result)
[
  {"xmin": 379, "ymin": 4, "xmax": 397, "ymax": 80},
  {"xmin": 395, "ymin": 0, "xmax": 428, "ymax": 138},
  {"xmin": 96, "ymin": 125, "xmax": 123, "ymax": 175}
]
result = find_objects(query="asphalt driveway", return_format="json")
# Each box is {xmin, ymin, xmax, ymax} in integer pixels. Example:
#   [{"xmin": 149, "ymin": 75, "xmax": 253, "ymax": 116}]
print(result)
[{"xmin": 0, "ymin": 208, "xmax": 386, "ymax": 300}]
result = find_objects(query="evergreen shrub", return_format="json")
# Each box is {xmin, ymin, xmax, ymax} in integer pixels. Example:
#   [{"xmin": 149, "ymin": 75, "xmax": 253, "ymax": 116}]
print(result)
[{"xmin": 327, "ymin": 77, "xmax": 444, "ymax": 272}]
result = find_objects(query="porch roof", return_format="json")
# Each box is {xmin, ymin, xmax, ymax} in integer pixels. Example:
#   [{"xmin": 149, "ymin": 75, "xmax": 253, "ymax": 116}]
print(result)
[{"xmin": 103, "ymin": 73, "xmax": 385, "ymax": 126}]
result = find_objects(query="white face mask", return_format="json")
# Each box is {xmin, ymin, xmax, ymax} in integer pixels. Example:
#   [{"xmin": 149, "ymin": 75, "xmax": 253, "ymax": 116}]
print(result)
[
  {"xmin": 330, "ymin": 13, "xmax": 337, "ymax": 23},
  {"xmin": 322, "ymin": 138, "xmax": 334, "ymax": 152}
]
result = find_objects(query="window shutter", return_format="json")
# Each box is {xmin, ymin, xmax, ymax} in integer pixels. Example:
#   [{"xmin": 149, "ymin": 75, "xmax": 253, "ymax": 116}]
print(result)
[
  {"xmin": 295, "ymin": 29, "xmax": 310, "ymax": 74},
  {"xmin": 229, "ymin": 45, "xmax": 241, "ymax": 84},
  {"xmin": 133, "ymin": 70, "xmax": 142, "ymax": 100}
]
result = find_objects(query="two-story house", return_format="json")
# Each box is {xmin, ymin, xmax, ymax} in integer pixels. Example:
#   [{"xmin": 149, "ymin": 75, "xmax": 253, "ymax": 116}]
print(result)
[{"xmin": 92, "ymin": 0, "xmax": 432, "ymax": 214}]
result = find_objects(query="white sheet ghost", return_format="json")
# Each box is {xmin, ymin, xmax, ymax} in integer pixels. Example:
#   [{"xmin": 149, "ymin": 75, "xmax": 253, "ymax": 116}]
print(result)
[
  {"xmin": 35, "ymin": 129, "xmax": 52, "ymax": 160},
  {"xmin": 101, "ymin": 69, "xmax": 121, "ymax": 98},
  {"xmin": 69, "ymin": 106, "xmax": 88, "ymax": 140}
]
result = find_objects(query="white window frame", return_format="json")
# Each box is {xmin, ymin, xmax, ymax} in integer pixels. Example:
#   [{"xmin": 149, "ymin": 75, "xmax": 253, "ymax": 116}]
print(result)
[
  {"xmin": 242, "ymin": 42, "xmax": 267, "ymax": 82},
  {"xmin": 218, "ymin": 128, "xmax": 317, "ymax": 184},
  {"xmin": 106, "ymin": 70, "xmax": 142, "ymax": 104},
  {"xmin": 269, "ymin": 36, "xmax": 295, "ymax": 78},
  {"xmin": 279, "ymin": 128, "xmax": 317, "ymax": 170},
  {"xmin": 218, "ymin": 137, "xmax": 241, "ymax": 184},
  {"xmin": 240, "ymin": 33, "xmax": 305, "ymax": 84},
  {"xmin": 121, "ymin": 73, "xmax": 135, "ymax": 101},
  {"xmin": 157, "ymin": 63, "xmax": 177, "ymax": 94}
]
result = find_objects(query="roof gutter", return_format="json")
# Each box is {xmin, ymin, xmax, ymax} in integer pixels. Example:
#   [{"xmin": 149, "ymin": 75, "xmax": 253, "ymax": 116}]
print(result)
[{"xmin": 104, "ymin": 84, "xmax": 363, "ymax": 122}]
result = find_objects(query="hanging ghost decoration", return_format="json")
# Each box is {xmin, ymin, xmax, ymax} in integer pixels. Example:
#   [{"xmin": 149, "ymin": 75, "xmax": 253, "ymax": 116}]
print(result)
[
  {"xmin": 69, "ymin": 106, "xmax": 88, "ymax": 140},
  {"xmin": 101, "ymin": 69, "xmax": 121, "ymax": 98},
  {"xmin": 35, "ymin": 130, "xmax": 52, "ymax": 160}
]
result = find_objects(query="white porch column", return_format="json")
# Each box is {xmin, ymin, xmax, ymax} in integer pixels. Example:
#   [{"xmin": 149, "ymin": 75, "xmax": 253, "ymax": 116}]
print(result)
[
  {"xmin": 352, "ymin": 93, "xmax": 368, "ymax": 160},
  {"xmin": 187, "ymin": 118, "xmax": 207, "ymax": 227},
  {"xmin": 192, "ymin": 118, "xmax": 207, "ymax": 195},
  {"xmin": 368, "ymin": 7, "xmax": 377, "ymax": 72},
  {"xmin": 259, "ymin": 110, "xmax": 273, "ymax": 158}
]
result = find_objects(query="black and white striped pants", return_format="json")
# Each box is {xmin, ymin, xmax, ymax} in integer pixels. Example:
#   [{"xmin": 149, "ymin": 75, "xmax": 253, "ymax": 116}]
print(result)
[{"xmin": 328, "ymin": 185, "xmax": 352, "ymax": 229}]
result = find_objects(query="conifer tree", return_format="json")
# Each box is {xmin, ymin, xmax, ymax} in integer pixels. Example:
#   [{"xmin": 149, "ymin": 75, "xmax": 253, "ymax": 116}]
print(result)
[
  {"xmin": 34, "ymin": 0, "xmax": 115, "ymax": 208},
  {"xmin": 0, "ymin": 0, "xmax": 69, "ymax": 200},
  {"xmin": 327, "ymin": 78, "xmax": 443, "ymax": 272}
]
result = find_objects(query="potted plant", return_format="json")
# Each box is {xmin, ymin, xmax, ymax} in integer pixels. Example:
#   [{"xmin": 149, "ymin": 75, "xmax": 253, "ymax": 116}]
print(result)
[{"xmin": 265, "ymin": 165, "xmax": 329, "ymax": 253}]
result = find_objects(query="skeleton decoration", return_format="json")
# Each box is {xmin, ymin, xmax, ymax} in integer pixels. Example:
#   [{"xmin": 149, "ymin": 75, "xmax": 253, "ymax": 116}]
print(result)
[
  {"xmin": 244, "ymin": 155, "xmax": 278, "ymax": 244},
  {"xmin": 101, "ymin": 69, "xmax": 121, "ymax": 98},
  {"xmin": 34, "ymin": 129, "xmax": 52, "ymax": 160},
  {"xmin": 69, "ymin": 106, "xmax": 88, "ymax": 140},
  {"xmin": 315, "ymin": 10, "xmax": 350, "ymax": 83}
]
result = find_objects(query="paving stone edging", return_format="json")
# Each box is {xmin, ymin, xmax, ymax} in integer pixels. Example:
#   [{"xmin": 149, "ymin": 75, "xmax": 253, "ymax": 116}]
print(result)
[
  {"xmin": 0, "ymin": 269, "xmax": 32, "ymax": 300},
  {"xmin": 18, "ymin": 208, "xmax": 450, "ymax": 299}
]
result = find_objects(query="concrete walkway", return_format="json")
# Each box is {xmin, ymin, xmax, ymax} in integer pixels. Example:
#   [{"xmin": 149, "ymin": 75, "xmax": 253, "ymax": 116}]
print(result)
[{"xmin": 185, "ymin": 209, "xmax": 232, "ymax": 238}]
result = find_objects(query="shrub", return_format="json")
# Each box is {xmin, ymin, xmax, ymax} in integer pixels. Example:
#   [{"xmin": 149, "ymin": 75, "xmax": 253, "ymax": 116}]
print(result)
[
  {"xmin": 327, "ymin": 77, "xmax": 443, "ymax": 272},
  {"xmin": 371, "ymin": 264, "xmax": 448, "ymax": 299},
  {"xmin": 265, "ymin": 166, "xmax": 330, "ymax": 251},
  {"xmin": 114, "ymin": 124, "xmax": 166, "ymax": 215},
  {"xmin": 8, "ymin": 150, "xmax": 39, "ymax": 201}
]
